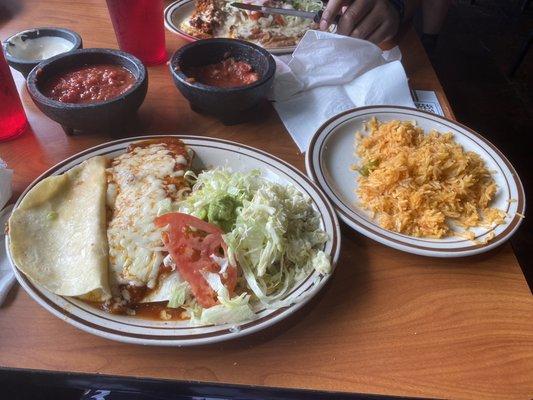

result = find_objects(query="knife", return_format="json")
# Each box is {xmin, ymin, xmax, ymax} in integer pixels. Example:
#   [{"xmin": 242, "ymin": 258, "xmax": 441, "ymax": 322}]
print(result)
[{"xmin": 231, "ymin": 2, "xmax": 340, "ymax": 24}]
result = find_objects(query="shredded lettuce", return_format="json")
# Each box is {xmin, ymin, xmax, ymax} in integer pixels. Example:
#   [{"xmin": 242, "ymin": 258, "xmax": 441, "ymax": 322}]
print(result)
[
  {"xmin": 224, "ymin": 181, "xmax": 330, "ymax": 303},
  {"xmin": 291, "ymin": 0, "xmax": 323, "ymax": 12},
  {"xmin": 178, "ymin": 168, "xmax": 331, "ymax": 315},
  {"xmin": 197, "ymin": 272, "xmax": 255, "ymax": 325},
  {"xmin": 311, "ymin": 250, "xmax": 330, "ymax": 275},
  {"xmin": 167, "ymin": 282, "xmax": 190, "ymax": 309},
  {"xmin": 178, "ymin": 169, "xmax": 260, "ymax": 226}
]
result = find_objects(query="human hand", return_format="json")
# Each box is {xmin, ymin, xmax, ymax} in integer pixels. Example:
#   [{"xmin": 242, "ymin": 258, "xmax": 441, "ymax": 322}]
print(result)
[{"xmin": 320, "ymin": 0, "xmax": 401, "ymax": 45}]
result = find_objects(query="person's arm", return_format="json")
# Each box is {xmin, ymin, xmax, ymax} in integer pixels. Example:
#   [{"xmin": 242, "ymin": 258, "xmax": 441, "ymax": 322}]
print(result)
[{"xmin": 320, "ymin": 0, "xmax": 418, "ymax": 45}]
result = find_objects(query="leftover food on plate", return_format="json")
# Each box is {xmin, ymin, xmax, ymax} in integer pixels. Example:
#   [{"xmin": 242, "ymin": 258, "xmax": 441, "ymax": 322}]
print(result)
[
  {"xmin": 41, "ymin": 64, "xmax": 136, "ymax": 103},
  {"xmin": 8, "ymin": 138, "xmax": 331, "ymax": 325},
  {"xmin": 186, "ymin": 57, "xmax": 260, "ymax": 87},
  {"xmin": 352, "ymin": 118, "xmax": 506, "ymax": 239},
  {"xmin": 181, "ymin": 0, "xmax": 322, "ymax": 47}
]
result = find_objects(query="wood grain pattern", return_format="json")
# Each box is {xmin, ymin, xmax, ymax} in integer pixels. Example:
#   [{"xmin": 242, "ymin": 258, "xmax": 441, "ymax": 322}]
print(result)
[{"xmin": 0, "ymin": 1, "xmax": 532, "ymax": 399}]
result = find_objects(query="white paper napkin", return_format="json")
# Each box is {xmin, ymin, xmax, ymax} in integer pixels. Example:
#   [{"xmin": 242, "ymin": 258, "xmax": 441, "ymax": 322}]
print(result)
[
  {"xmin": 269, "ymin": 30, "xmax": 415, "ymax": 152},
  {"xmin": 0, "ymin": 159, "xmax": 15, "ymax": 305},
  {"xmin": 0, "ymin": 205, "xmax": 15, "ymax": 306},
  {"xmin": 0, "ymin": 159, "xmax": 13, "ymax": 210}
]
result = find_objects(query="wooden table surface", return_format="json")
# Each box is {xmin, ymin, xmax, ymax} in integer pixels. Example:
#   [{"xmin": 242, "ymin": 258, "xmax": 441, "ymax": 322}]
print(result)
[{"xmin": 1, "ymin": 1, "xmax": 532, "ymax": 399}]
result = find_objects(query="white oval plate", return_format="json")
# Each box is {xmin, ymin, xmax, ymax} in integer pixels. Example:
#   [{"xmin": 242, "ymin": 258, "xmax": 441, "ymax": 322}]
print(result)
[
  {"xmin": 306, "ymin": 106, "xmax": 525, "ymax": 258},
  {"xmin": 7, "ymin": 136, "xmax": 341, "ymax": 346},
  {"xmin": 164, "ymin": 0, "xmax": 301, "ymax": 55}
]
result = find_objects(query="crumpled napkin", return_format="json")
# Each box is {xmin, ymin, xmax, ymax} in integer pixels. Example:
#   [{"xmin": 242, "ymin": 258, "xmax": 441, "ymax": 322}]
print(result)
[
  {"xmin": 0, "ymin": 159, "xmax": 15, "ymax": 306},
  {"xmin": 269, "ymin": 30, "xmax": 415, "ymax": 152},
  {"xmin": 0, "ymin": 205, "xmax": 15, "ymax": 305},
  {"xmin": 0, "ymin": 159, "xmax": 12, "ymax": 210}
]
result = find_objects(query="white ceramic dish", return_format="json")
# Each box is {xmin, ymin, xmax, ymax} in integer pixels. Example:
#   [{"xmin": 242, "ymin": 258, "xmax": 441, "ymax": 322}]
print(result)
[
  {"xmin": 306, "ymin": 106, "xmax": 525, "ymax": 258},
  {"xmin": 164, "ymin": 0, "xmax": 303, "ymax": 55},
  {"xmin": 7, "ymin": 136, "xmax": 341, "ymax": 346}
]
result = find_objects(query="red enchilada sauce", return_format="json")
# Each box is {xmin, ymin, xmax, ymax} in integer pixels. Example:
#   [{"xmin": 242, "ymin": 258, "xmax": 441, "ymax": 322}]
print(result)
[
  {"xmin": 187, "ymin": 57, "xmax": 260, "ymax": 88},
  {"xmin": 127, "ymin": 137, "xmax": 190, "ymax": 158},
  {"xmin": 42, "ymin": 64, "xmax": 135, "ymax": 103}
]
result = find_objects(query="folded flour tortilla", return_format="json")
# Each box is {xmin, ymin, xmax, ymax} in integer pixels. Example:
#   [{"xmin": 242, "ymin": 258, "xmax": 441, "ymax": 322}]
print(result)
[{"xmin": 8, "ymin": 156, "xmax": 111, "ymax": 301}]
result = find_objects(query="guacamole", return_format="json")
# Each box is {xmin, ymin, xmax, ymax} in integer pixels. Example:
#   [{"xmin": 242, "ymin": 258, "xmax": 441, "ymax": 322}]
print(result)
[{"xmin": 206, "ymin": 195, "xmax": 241, "ymax": 232}]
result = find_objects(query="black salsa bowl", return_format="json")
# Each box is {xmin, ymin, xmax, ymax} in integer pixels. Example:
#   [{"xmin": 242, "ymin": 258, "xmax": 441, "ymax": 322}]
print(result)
[
  {"xmin": 169, "ymin": 38, "xmax": 276, "ymax": 124},
  {"xmin": 26, "ymin": 48, "xmax": 147, "ymax": 133}
]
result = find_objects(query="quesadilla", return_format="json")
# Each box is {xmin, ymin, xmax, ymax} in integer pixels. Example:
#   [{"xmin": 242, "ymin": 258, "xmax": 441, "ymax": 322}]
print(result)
[{"xmin": 8, "ymin": 156, "xmax": 111, "ymax": 301}]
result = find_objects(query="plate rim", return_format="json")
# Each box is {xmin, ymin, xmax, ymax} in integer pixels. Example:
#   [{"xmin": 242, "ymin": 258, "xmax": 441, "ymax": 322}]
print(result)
[
  {"xmin": 305, "ymin": 105, "xmax": 526, "ymax": 258},
  {"xmin": 163, "ymin": 0, "xmax": 199, "ymax": 43},
  {"xmin": 7, "ymin": 135, "xmax": 341, "ymax": 346},
  {"xmin": 163, "ymin": 0, "xmax": 299, "ymax": 55}
]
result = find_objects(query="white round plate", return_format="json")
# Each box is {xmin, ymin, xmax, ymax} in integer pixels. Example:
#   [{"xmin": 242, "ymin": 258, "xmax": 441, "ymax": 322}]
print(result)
[
  {"xmin": 7, "ymin": 136, "xmax": 340, "ymax": 346},
  {"xmin": 306, "ymin": 106, "xmax": 525, "ymax": 258},
  {"xmin": 164, "ymin": 0, "xmax": 301, "ymax": 55}
]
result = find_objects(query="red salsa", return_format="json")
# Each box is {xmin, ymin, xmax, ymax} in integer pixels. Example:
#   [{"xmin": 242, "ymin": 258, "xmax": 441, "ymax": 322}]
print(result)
[
  {"xmin": 42, "ymin": 64, "xmax": 136, "ymax": 103},
  {"xmin": 187, "ymin": 57, "xmax": 260, "ymax": 88}
]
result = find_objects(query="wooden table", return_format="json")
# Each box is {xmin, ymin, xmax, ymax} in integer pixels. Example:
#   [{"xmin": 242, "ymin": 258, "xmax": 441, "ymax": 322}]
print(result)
[{"xmin": 1, "ymin": 1, "xmax": 532, "ymax": 399}]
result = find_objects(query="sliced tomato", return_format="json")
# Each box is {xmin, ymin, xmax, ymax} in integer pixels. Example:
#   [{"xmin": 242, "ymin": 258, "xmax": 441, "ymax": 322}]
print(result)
[
  {"xmin": 250, "ymin": 11, "xmax": 263, "ymax": 20},
  {"xmin": 274, "ymin": 14, "xmax": 285, "ymax": 26},
  {"xmin": 155, "ymin": 213, "xmax": 237, "ymax": 308}
]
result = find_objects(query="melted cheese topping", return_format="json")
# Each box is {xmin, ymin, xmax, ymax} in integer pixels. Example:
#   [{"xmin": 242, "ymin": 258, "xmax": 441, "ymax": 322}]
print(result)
[{"xmin": 106, "ymin": 143, "xmax": 191, "ymax": 291}]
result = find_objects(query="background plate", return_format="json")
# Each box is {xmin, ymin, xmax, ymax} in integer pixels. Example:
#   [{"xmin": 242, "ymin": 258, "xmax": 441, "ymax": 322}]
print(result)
[
  {"xmin": 7, "ymin": 136, "xmax": 341, "ymax": 346},
  {"xmin": 164, "ymin": 0, "xmax": 301, "ymax": 55},
  {"xmin": 306, "ymin": 106, "xmax": 525, "ymax": 258}
]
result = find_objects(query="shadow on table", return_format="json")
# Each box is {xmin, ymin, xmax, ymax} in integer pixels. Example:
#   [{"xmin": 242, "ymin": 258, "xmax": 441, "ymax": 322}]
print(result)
[
  {"xmin": 1, "ymin": 367, "xmax": 420, "ymax": 400},
  {"xmin": 0, "ymin": 1, "xmax": 24, "ymax": 28},
  {"xmin": 54, "ymin": 114, "xmax": 152, "ymax": 138},
  {"xmin": 0, "ymin": 284, "xmax": 19, "ymax": 310},
  {"xmin": 56, "ymin": 100, "xmax": 275, "ymax": 138}
]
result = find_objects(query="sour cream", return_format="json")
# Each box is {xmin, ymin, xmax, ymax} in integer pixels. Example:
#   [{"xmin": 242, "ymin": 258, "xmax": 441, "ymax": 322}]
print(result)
[{"xmin": 6, "ymin": 35, "xmax": 74, "ymax": 61}]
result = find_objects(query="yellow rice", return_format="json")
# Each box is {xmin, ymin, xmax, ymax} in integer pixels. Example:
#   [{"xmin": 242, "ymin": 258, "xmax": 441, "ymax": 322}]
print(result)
[{"xmin": 354, "ymin": 118, "xmax": 506, "ymax": 238}]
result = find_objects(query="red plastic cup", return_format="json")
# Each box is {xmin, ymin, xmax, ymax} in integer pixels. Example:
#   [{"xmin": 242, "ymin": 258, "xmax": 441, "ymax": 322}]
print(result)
[
  {"xmin": 106, "ymin": 0, "xmax": 167, "ymax": 66},
  {"xmin": 0, "ymin": 49, "xmax": 28, "ymax": 141}
]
